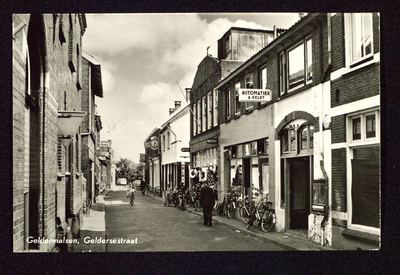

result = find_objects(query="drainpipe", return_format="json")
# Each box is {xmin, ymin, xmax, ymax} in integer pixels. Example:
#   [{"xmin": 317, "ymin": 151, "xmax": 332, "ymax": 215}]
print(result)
[{"xmin": 318, "ymin": 13, "xmax": 332, "ymax": 246}]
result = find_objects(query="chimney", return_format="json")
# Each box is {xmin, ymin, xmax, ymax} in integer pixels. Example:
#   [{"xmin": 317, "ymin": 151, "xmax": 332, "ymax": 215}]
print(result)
[
  {"xmin": 174, "ymin": 101, "xmax": 181, "ymax": 111},
  {"xmin": 169, "ymin": 108, "xmax": 175, "ymax": 115},
  {"xmin": 185, "ymin": 88, "xmax": 191, "ymax": 103}
]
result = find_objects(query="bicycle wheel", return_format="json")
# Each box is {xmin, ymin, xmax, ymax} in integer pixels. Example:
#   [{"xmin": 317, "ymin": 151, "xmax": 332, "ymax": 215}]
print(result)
[
  {"xmin": 227, "ymin": 202, "xmax": 236, "ymax": 219},
  {"xmin": 261, "ymin": 210, "xmax": 275, "ymax": 232},
  {"xmin": 239, "ymin": 207, "xmax": 250, "ymax": 224}
]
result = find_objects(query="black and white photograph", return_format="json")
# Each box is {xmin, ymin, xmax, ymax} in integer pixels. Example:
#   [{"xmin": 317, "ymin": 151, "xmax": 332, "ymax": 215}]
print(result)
[{"xmin": 11, "ymin": 12, "xmax": 381, "ymax": 253}]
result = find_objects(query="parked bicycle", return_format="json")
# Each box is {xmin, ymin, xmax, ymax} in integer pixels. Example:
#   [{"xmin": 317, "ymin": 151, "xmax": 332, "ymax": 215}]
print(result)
[
  {"xmin": 246, "ymin": 197, "xmax": 276, "ymax": 232},
  {"xmin": 227, "ymin": 188, "xmax": 240, "ymax": 219},
  {"xmin": 238, "ymin": 195, "xmax": 251, "ymax": 224}
]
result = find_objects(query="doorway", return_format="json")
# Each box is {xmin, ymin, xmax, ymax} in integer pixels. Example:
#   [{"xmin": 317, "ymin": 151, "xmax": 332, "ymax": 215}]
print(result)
[{"xmin": 288, "ymin": 156, "xmax": 310, "ymax": 230}]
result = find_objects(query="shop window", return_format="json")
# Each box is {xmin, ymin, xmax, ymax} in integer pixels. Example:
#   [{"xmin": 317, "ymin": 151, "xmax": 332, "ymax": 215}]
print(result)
[
  {"xmin": 235, "ymin": 82, "xmax": 241, "ymax": 115},
  {"xmin": 237, "ymin": 145, "xmax": 243, "ymax": 158},
  {"xmin": 244, "ymin": 143, "xmax": 251, "ymax": 156},
  {"xmin": 280, "ymin": 36, "xmax": 313, "ymax": 95},
  {"xmin": 347, "ymin": 13, "xmax": 373, "ymax": 65}
]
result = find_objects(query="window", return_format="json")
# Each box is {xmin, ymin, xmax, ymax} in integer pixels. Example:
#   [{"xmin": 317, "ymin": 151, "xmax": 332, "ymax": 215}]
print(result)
[
  {"xmin": 197, "ymin": 100, "xmax": 201, "ymax": 133},
  {"xmin": 347, "ymin": 110, "xmax": 380, "ymax": 232},
  {"xmin": 213, "ymin": 89, "xmax": 218, "ymax": 127},
  {"xmin": 300, "ymin": 125, "xmax": 314, "ymax": 151},
  {"xmin": 260, "ymin": 66, "xmax": 268, "ymax": 105},
  {"xmin": 207, "ymin": 91, "xmax": 213, "ymax": 129},
  {"xmin": 166, "ymin": 132, "xmax": 170, "ymax": 149},
  {"xmin": 348, "ymin": 13, "xmax": 373, "ymax": 64},
  {"xmin": 162, "ymin": 134, "xmax": 165, "ymax": 151},
  {"xmin": 280, "ymin": 36, "xmax": 313, "ymax": 95},
  {"xmin": 349, "ymin": 111, "xmax": 379, "ymax": 143},
  {"xmin": 226, "ymin": 88, "xmax": 231, "ymax": 119},
  {"xmin": 192, "ymin": 103, "xmax": 197, "ymax": 136},
  {"xmin": 245, "ymin": 74, "xmax": 256, "ymax": 109},
  {"xmin": 202, "ymin": 96, "xmax": 207, "ymax": 132},
  {"xmin": 235, "ymin": 82, "xmax": 241, "ymax": 115}
]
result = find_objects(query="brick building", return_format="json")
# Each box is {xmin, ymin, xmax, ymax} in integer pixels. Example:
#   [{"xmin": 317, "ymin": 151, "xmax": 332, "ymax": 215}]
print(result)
[
  {"xmin": 80, "ymin": 51, "xmax": 103, "ymax": 207},
  {"xmin": 189, "ymin": 27, "xmax": 283, "ymax": 196},
  {"xmin": 13, "ymin": 13, "xmax": 91, "ymax": 252},
  {"xmin": 328, "ymin": 13, "xmax": 380, "ymax": 249},
  {"xmin": 214, "ymin": 13, "xmax": 380, "ymax": 249}
]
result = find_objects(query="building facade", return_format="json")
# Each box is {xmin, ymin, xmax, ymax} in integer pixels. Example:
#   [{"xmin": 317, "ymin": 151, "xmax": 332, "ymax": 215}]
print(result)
[
  {"xmin": 189, "ymin": 27, "xmax": 282, "ymax": 194},
  {"xmin": 214, "ymin": 13, "xmax": 380, "ymax": 250},
  {"xmin": 160, "ymin": 102, "xmax": 190, "ymax": 196},
  {"xmin": 328, "ymin": 12, "xmax": 380, "ymax": 249},
  {"xmin": 12, "ymin": 13, "xmax": 98, "ymax": 252},
  {"xmin": 143, "ymin": 128, "xmax": 161, "ymax": 193},
  {"xmin": 80, "ymin": 51, "xmax": 103, "ymax": 209}
]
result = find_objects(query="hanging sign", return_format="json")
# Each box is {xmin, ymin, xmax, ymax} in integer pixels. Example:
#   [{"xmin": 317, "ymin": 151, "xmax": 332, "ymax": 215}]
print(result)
[{"xmin": 238, "ymin": 88, "xmax": 271, "ymax": 102}]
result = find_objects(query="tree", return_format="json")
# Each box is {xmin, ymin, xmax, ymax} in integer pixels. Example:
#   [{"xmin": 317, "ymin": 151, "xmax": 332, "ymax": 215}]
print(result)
[{"xmin": 115, "ymin": 158, "xmax": 144, "ymax": 183}]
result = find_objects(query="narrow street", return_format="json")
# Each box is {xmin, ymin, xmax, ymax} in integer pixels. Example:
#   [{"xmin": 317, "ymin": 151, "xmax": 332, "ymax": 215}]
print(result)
[{"xmin": 104, "ymin": 190, "xmax": 285, "ymax": 251}]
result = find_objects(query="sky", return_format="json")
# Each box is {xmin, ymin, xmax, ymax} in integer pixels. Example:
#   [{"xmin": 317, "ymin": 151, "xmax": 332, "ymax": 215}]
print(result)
[{"xmin": 82, "ymin": 13, "xmax": 301, "ymax": 163}]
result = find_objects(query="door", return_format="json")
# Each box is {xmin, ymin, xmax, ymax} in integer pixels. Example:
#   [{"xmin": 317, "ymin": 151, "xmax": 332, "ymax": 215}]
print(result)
[{"xmin": 289, "ymin": 157, "xmax": 310, "ymax": 229}]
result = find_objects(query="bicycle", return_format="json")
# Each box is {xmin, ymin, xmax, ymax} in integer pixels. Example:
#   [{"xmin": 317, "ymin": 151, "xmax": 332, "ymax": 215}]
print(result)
[
  {"xmin": 227, "ymin": 188, "xmax": 240, "ymax": 219},
  {"xmin": 246, "ymin": 198, "xmax": 276, "ymax": 232},
  {"xmin": 238, "ymin": 195, "xmax": 251, "ymax": 224}
]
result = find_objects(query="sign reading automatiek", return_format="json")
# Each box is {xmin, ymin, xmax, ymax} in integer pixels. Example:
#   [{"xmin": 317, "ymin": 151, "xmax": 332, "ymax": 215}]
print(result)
[{"xmin": 238, "ymin": 89, "xmax": 271, "ymax": 102}]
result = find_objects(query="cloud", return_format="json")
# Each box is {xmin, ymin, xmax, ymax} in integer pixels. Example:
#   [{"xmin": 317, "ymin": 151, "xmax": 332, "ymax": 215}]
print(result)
[{"xmin": 84, "ymin": 13, "xmax": 292, "ymax": 161}]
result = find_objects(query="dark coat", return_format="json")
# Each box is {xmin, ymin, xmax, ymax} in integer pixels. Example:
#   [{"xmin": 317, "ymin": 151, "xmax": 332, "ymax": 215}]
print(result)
[{"xmin": 200, "ymin": 185, "xmax": 215, "ymax": 208}]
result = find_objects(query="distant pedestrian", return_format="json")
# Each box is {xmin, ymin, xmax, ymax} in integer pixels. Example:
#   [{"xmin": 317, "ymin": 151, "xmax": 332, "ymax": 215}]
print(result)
[
  {"xmin": 200, "ymin": 182, "xmax": 215, "ymax": 226},
  {"xmin": 140, "ymin": 177, "xmax": 146, "ymax": 195},
  {"xmin": 129, "ymin": 184, "xmax": 136, "ymax": 205}
]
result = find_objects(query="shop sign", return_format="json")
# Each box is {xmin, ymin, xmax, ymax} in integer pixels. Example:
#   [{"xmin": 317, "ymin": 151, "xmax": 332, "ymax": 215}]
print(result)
[
  {"xmin": 206, "ymin": 138, "xmax": 218, "ymax": 144},
  {"xmin": 181, "ymin": 147, "xmax": 190, "ymax": 152},
  {"xmin": 238, "ymin": 88, "xmax": 271, "ymax": 102}
]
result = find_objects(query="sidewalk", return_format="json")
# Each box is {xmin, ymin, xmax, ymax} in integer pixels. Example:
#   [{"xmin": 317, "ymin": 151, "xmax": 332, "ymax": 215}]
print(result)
[
  {"xmin": 150, "ymin": 194, "xmax": 335, "ymax": 251},
  {"xmin": 73, "ymin": 191, "xmax": 110, "ymax": 252}
]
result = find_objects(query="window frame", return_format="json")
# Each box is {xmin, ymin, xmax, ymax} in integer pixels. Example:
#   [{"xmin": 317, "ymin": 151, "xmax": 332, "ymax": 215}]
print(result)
[
  {"xmin": 226, "ymin": 88, "xmax": 231, "ymax": 120},
  {"xmin": 346, "ymin": 109, "xmax": 380, "ymax": 234},
  {"xmin": 202, "ymin": 96, "xmax": 207, "ymax": 132},
  {"xmin": 234, "ymin": 82, "xmax": 241, "ymax": 115},
  {"xmin": 259, "ymin": 66, "xmax": 268, "ymax": 105},
  {"xmin": 279, "ymin": 35, "xmax": 313, "ymax": 96},
  {"xmin": 192, "ymin": 102, "xmax": 197, "ymax": 136},
  {"xmin": 213, "ymin": 89, "xmax": 218, "ymax": 127},
  {"xmin": 197, "ymin": 100, "xmax": 202, "ymax": 133},
  {"xmin": 245, "ymin": 73, "xmax": 255, "ymax": 110},
  {"xmin": 346, "ymin": 13, "xmax": 374, "ymax": 66},
  {"xmin": 207, "ymin": 91, "xmax": 213, "ymax": 130}
]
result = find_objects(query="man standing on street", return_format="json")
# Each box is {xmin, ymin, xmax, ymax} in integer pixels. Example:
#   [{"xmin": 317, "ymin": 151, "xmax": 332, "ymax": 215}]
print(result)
[{"xmin": 200, "ymin": 182, "xmax": 215, "ymax": 226}]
